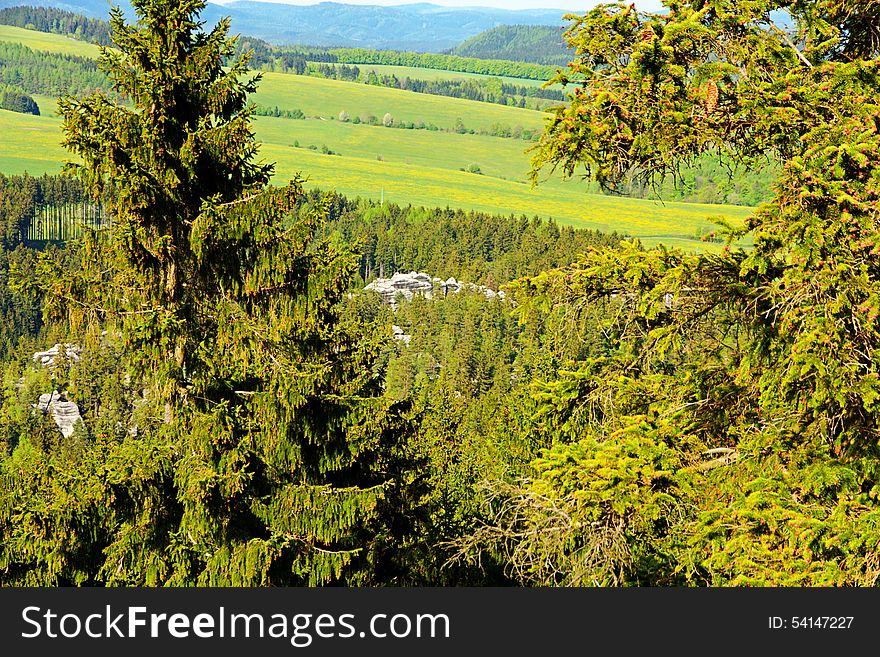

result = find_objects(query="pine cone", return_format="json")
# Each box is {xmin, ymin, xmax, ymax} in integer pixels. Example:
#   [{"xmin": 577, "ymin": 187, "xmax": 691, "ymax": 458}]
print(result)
[{"xmin": 705, "ymin": 79, "xmax": 719, "ymax": 114}]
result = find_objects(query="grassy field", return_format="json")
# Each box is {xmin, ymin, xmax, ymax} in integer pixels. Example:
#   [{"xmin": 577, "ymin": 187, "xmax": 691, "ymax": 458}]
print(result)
[
  {"xmin": 0, "ymin": 25, "xmax": 102, "ymax": 58},
  {"xmin": 0, "ymin": 27, "xmax": 754, "ymax": 250},
  {"xmin": 253, "ymin": 72, "xmax": 546, "ymax": 133},
  {"xmin": 0, "ymin": 109, "xmax": 70, "ymax": 174},
  {"xmin": 264, "ymin": 142, "xmax": 750, "ymax": 249},
  {"xmin": 0, "ymin": 106, "xmax": 749, "ymax": 249},
  {"xmin": 253, "ymin": 116, "xmax": 538, "ymax": 181}
]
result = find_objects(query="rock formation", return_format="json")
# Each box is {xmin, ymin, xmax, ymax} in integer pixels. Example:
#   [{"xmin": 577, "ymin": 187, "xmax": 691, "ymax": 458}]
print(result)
[
  {"xmin": 365, "ymin": 271, "xmax": 506, "ymax": 308},
  {"xmin": 33, "ymin": 390, "xmax": 83, "ymax": 439},
  {"xmin": 32, "ymin": 343, "xmax": 81, "ymax": 368},
  {"xmin": 365, "ymin": 271, "xmax": 435, "ymax": 306},
  {"xmin": 30, "ymin": 343, "xmax": 84, "ymax": 438},
  {"xmin": 392, "ymin": 325, "xmax": 411, "ymax": 345}
]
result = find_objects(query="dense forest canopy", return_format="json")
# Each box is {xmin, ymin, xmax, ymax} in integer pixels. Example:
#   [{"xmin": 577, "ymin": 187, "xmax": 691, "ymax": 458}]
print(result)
[
  {"xmin": 1, "ymin": 0, "xmax": 425, "ymax": 586},
  {"xmin": 0, "ymin": 40, "xmax": 107, "ymax": 98},
  {"xmin": 0, "ymin": 167, "xmax": 623, "ymax": 585},
  {"xmin": 0, "ymin": 83, "xmax": 38, "ymax": 114},
  {"xmin": 0, "ymin": 5, "xmax": 111, "ymax": 43},
  {"xmin": 449, "ymin": 25, "xmax": 572, "ymax": 66}
]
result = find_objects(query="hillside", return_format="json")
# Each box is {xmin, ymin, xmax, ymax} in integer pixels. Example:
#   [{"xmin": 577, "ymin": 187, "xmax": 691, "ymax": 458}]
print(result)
[
  {"xmin": 449, "ymin": 25, "xmax": 572, "ymax": 66},
  {"xmin": 0, "ymin": 0, "xmax": 573, "ymax": 50},
  {"xmin": 0, "ymin": 23, "xmax": 759, "ymax": 249}
]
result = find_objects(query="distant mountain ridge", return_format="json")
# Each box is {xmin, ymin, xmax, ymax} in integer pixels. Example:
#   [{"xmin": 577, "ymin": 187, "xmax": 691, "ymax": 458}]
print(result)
[
  {"xmin": 0, "ymin": 1, "xmax": 575, "ymax": 51},
  {"xmin": 449, "ymin": 25, "xmax": 572, "ymax": 66}
]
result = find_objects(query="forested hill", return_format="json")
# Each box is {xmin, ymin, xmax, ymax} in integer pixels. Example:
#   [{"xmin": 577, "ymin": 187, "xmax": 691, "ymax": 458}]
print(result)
[
  {"xmin": 449, "ymin": 25, "xmax": 571, "ymax": 66},
  {"xmin": 0, "ymin": 0, "xmax": 571, "ymax": 51},
  {"xmin": 0, "ymin": 6, "xmax": 110, "ymax": 44}
]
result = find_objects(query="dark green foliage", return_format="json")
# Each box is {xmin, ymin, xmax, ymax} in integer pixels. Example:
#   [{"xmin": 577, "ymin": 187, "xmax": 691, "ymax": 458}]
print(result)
[
  {"xmin": 0, "ymin": 41, "xmax": 107, "ymax": 98},
  {"xmin": 325, "ymin": 48, "xmax": 557, "ymax": 81},
  {"xmin": 0, "ymin": 173, "xmax": 38, "ymax": 247},
  {"xmin": 262, "ymin": 46, "xmax": 557, "ymax": 82},
  {"xmin": 0, "ymin": 246, "xmax": 42, "ymax": 360},
  {"xmin": 306, "ymin": 62, "xmax": 564, "ymax": 110},
  {"xmin": 0, "ymin": 172, "xmax": 98, "ymax": 245},
  {"xmin": 253, "ymin": 105, "xmax": 305, "ymax": 119},
  {"xmin": 0, "ymin": 164, "xmax": 625, "ymax": 585},
  {"xmin": 312, "ymin": 192, "xmax": 623, "ymax": 284},
  {"xmin": 450, "ymin": 25, "xmax": 572, "ymax": 66},
  {"xmin": 0, "ymin": 84, "xmax": 38, "ymax": 114},
  {"xmin": 0, "ymin": 6, "xmax": 112, "ymax": 44}
]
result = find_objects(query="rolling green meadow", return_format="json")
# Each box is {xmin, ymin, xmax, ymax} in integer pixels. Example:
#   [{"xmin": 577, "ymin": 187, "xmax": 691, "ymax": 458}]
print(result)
[
  {"xmin": 0, "ymin": 24, "xmax": 100, "ymax": 57},
  {"xmin": 253, "ymin": 71, "xmax": 544, "ymax": 133},
  {"xmin": 0, "ymin": 107, "xmax": 67, "ymax": 174},
  {"xmin": 0, "ymin": 26, "xmax": 753, "ymax": 248}
]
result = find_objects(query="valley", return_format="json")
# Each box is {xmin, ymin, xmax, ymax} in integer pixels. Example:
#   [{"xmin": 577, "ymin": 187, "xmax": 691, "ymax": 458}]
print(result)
[{"xmin": 0, "ymin": 24, "xmax": 751, "ymax": 249}]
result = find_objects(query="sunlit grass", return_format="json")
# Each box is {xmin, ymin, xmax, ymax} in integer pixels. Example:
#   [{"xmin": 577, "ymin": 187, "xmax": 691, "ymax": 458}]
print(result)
[
  {"xmin": 253, "ymin": 72, "xmax": 548, "ymax": 134},
  {"xmin": 0, "ymin": 25, "xmax": 102, "ymax": 58},
  {"xmin": 0, "ymin": 109, "xmax": 70, "ymax": 174}
]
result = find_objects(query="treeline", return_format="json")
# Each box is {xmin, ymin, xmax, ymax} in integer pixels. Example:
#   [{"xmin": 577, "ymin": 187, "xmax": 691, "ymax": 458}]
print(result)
[
  {"xmin": 0, "ymin": 244, "xmax": 42, "ymax": 360},
  {"xmin": 310, "ymin": 62, "xmax": 563, "ymax": 109},
  {"xmin": 0, "ymin": 42, "xmax": 107, "ymax": 99},
  {"xmin": 323, "ymin": 48, "xmax": 557, "ymax": 82},
  {"xmin": 0, "ymin": 6, "xmax": 112, "ymax": 45},
  {"xmin": 259, "ymin": 103, "xmax": 539, "ymax": 142},
  {"xmin": 313, "ymin": 192, "xmax": 623, "ymax": 285},
  {"xmin": 253, "ymin": 105, "xmax": 305, "ymax": 119},
  {"xmin": 346, "ymin": 112, "xmax": 540, "ymax": 141},
  {"xmin": 0, "ymin": 174, "xmax": 68, "ymax": 359},
  {"xmin": 235, "ymin": 41, "xmax": 557, "ymax": 82},
  {"xmin": 0, "ymin": 83, "xmax": 38, "ymax": 115},
  {"xmin": 0, "ymin": 174, "xmax": 623, "ymax": 282},
  {"xmin": 0, "ymin": 173, "xmax": 97, "ymax": 246}
]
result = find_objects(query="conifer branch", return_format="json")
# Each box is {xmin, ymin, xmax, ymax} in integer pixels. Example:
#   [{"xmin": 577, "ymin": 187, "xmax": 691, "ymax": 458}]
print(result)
[{"xmin": 772, "ymin": 24, "xmax": 813, "ymax": 69}]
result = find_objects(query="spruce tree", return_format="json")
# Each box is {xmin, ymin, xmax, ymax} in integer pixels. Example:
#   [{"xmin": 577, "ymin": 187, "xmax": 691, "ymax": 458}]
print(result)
[
  {"xmin": 458, "ymin": 1, "xmax": 880, "ymax": 585},
  {"xmin": 0, "ymin": 0, "xmax": 413, "ymax": 585}
]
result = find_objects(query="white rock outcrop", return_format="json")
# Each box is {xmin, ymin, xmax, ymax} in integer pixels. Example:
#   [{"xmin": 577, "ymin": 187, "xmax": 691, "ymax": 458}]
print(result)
[
  {"xmin": 33, "ymin": 390, "xmax": 83, "ymax": 439},
  {"xmin": 32, "ymin": 343, "xmax": 81, "ymax": 368},
  {"xmin": 365, "ymin": 271, "xmax": 506, "ymax": 307},
  {"xmin": 391, "ymin": 325, "xmax": 411, "ymax": 345},
  {"xmin": 30, "ymin": 343, "xmax": 84, "ymax": 438},
  {"xmin": 365, "ymin": 271, "xmax": 434, "ymax": 306}
]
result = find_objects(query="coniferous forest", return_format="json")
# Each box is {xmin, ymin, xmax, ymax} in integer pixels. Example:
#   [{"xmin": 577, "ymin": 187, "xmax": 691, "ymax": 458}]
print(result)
[{"xmin": 1, "ymin": 0, "xmax": 880, "ymax": 588}]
